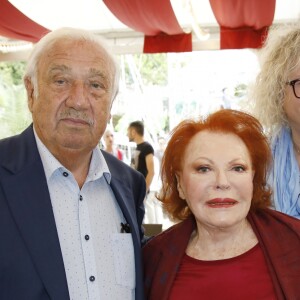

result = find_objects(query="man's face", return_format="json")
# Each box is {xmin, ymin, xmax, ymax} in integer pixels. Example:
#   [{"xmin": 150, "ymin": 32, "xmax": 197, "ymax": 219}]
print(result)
[
  {"xmin": 283, "ymin": 67, "xmax": 300, "ymax": 131},
  {"xmin": 26, "ymin": 38, "xmax": 115, "ymax": 157},
  {"xmin": 127, "ymin": 127, "xmax": 135, "ymax": 142},
  {"xmin": 104, "ymin": 130, "xmax": 114, "ymax": 147}
]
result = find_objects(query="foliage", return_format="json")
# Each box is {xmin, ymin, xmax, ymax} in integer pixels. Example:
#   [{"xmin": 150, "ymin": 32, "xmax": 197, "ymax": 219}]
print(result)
[
  {"xmin": 234, "ymin": 83, "xmax": 247, "ymax": 98},
  {"xmin": 121, "ymin": 53, "xmax": 168, "ymax": 87},
  {"xmin": 0, "ymin": 61, "xmax": 26, "ymax": 85},
  {"xmin": 0, "ymin": 61, "xmax": 31, "ymax": 139}
]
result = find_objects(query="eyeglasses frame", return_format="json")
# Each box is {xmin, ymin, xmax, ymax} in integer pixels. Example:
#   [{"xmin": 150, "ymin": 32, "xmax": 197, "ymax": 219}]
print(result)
[{"xmin": 286, "ymin": 78, "xmax": 300, "ymax": 99}]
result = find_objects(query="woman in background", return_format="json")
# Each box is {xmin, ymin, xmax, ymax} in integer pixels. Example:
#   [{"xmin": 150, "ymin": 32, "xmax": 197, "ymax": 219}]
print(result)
[
  {"xmin": 251, "ymin": 23, "xmax": 300, "ymax": 218},
  {"xmin": 143, "ymin": 109, "xmax": 300, "ymax": 300}
]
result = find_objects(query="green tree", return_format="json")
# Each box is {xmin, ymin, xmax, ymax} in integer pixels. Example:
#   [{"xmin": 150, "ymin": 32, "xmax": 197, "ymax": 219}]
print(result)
[
  {"xmin": 0, "ymin": 61, "xmax": 26, "ymax": 85},
  {"xmin": 121, "ymin": 53, "xmax": 168, "ymax": 87},
  {"xmin": 0, "ymin": 61, "xmax": 31, "ymax": 139}
]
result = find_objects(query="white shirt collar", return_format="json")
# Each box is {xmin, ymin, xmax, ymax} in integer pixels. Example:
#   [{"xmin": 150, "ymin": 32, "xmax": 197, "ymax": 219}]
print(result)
[{"xmin": 33, "ymin": 128, "xmax": 111, "ymax": 184}]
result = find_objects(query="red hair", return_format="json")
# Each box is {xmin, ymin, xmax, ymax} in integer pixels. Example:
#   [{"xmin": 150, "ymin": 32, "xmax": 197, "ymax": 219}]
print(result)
[{"xmin": 158, "ymin": 109, "xmax": 272, "ymax": 221}]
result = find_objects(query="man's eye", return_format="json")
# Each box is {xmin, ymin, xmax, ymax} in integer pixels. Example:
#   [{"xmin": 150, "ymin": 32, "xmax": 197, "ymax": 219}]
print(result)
[
  {"xmin": 90, "ymin": 82, "xmax": 104, "ymax": 89},
  {"xmin": 55, "ymin": 79, "xmax": 66, "ymax": 85}
]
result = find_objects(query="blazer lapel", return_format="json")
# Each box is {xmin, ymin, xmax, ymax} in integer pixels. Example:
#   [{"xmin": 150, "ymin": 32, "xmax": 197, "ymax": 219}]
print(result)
[
  {"xmin": 108, "ymin": 171, "xmax": 144, "ymax": 299},
  {"xmin": 110, "ymin": 177, "xmax": 141, "ymax": 246},
  {"xmin": 1, "ymin": 126, "xmax": 69, "ymax": 299}
]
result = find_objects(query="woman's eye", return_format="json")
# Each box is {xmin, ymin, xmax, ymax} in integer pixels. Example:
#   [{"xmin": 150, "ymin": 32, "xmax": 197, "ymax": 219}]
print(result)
[
  {"xmin": 233, "ymin": 165, "xmax": 246, "ymax": 172},
  {"xmin": 197, "ymin": 166, "xmax": 210, "ymax": 173}
]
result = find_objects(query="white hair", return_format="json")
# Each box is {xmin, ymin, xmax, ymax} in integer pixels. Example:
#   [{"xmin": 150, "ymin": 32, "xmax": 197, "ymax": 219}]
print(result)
[{"xmin": 24, "ymin": 27, "xmax": 120, "ymax": 100}]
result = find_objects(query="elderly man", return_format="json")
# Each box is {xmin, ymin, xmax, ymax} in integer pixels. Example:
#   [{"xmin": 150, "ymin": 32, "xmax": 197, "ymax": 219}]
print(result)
[{"xmin": 0, "ymin": 28, "xmax": 146, "ymax": 300}]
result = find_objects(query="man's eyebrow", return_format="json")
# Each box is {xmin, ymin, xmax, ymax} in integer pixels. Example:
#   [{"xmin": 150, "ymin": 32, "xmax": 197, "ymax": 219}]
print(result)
[
  {"xmin": 48, "ymin": 64, "xmax": 71, "ymax": 74},
  {"xmin": 89, "ymin": 68, "xmax": 107, "ymax": 79}
]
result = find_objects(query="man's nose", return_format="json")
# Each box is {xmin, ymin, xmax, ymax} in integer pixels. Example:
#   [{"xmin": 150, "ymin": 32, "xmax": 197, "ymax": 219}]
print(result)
[{"xmin": 66, "ymin": 81, "xmax": 89, "ymax": 109}]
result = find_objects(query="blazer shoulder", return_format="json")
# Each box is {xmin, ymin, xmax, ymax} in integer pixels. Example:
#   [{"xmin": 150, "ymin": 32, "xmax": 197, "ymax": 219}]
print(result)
[{"xmin": 0, "ymin": 125, "xmax": 38, "ymax": 172}]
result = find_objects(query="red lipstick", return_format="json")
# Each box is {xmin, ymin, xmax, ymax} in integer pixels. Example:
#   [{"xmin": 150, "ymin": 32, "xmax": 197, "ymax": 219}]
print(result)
[{"xmin": 206, "ymin": 198, "xmax": 237, "ymax": 208}]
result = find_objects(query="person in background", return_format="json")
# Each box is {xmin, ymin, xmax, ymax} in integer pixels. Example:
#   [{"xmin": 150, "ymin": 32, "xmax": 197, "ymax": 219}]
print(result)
[
  {"xmin": 251, "ymin": 23, "xmax": 300, "ymax": 218},
  {"xmin": 127, "ymin": 121, "xmax": 155, "ymax": 194},
  {"xmin": 150, "ymin": 135, "xmax": 171, "ymax": 227},
  {"xmin": 103, "ymin": 127, "xmax": 124, "ymax": 160},
  {"xmin": 143, "ymin": 109, "xmax": 300, "ymax": 300},
  {"xmin": 154, "ymin": 136, "xmax": 166, "ymax": 168},
  {"xmin": 0, "ymin": 27, "xmax": 146, "ymax": 300},
  {"xmin": 143, "ymin": 136, "xmax": 168, "ymax": 225}
]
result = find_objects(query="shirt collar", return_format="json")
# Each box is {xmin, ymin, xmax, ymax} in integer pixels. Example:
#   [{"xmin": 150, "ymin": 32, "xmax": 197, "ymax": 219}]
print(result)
[{"xmin": 33, "ymin": 128, "xmax": 111, "ymax": 184}]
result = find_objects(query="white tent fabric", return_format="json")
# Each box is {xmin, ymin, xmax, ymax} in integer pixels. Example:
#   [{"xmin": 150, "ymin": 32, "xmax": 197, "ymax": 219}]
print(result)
[{"xmin": 2, "ymin": 0, "xmax": 300, "ymax": 60}]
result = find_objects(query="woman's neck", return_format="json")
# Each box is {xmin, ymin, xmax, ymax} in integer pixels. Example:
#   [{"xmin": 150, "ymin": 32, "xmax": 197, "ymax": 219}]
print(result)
[{"xmin": 186, "ymin": 219, "xmax": 258, "ymax": 261}]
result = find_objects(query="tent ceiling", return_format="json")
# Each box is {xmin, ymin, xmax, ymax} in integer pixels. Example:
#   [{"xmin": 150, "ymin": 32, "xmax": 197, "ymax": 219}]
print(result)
[{"xmin": 1, "ymin": 0, "xmax": 300, "ymax": 60}]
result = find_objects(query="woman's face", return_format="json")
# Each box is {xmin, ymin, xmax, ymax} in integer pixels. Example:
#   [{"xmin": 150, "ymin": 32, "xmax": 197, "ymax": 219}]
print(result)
[
  {"xmin": 176, "ymin": 130, "xmax": 254, "ymax": 231},
  {"xmin": 284, "ymin": 66, "xmax": 300, "ymax": 130}
]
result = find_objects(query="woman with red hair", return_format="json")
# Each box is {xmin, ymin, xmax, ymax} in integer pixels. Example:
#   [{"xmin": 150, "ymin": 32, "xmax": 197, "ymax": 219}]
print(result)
[{"xmin": 143, "ymin": 109, "xmax": 300, "ymax": 300}]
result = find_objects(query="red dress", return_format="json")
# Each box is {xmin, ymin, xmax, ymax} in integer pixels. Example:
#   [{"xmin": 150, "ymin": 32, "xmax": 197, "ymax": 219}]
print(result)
[{"xmin": 169, "ymin": 244, "xmax": 276, "ymax": 300}]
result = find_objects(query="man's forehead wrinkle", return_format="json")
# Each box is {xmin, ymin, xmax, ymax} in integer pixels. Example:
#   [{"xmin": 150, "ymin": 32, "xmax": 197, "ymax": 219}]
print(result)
[{"xmin": 47, "ymin": 64, "xmax": 107, "ymax": 79}]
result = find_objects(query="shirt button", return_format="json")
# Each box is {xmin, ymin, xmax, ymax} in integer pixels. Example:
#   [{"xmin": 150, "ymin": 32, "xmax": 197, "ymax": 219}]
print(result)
[
  {"xmin": 85, "ymin": 235, "xmax": 90, "ymax": 241},
  {"xmin": 89, "ymin": 276, "xmax": 95, "ymax": 282},
  {"xmin": 63, "ymin": 172, "xmax": 68, "ymax": 177},
  {"xmin": 79, "ymin": 195, "xmax": 83, "ymax": 201}
]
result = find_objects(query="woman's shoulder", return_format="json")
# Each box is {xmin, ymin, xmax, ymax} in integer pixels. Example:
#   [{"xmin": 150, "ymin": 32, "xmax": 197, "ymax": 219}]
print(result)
[
  {"xmin": 250, "ymin": 208, "xmax": 300, "ymax": 231},
  {"xmin": 143, "ymin": 222, "xmax": 179, "ymax": 250},
  {"xmin": 143, "ymin": 216, "xmax": 195, "ymax": 252},
  {"xmin": 257, "ymin": 207, "xmax": 299, "ymax": 219}
]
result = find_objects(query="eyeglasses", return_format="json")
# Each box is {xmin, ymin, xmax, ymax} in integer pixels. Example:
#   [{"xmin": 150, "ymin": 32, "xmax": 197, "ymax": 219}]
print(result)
[{"xmin": 286, "ymin": 79, "xmax": 300, "ymax": 99}]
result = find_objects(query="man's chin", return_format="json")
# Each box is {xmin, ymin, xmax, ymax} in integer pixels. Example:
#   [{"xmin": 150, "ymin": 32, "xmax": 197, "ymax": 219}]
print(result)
[{"xmin": 59, "ymin": 137, "xmax": 93, "ymax": 151}]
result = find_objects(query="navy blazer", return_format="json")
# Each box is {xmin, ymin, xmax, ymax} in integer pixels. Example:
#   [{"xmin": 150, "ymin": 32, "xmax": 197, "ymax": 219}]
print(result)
[{"xmin": 0, "ymin": 125, "xmax": 146, "ymax": 300}]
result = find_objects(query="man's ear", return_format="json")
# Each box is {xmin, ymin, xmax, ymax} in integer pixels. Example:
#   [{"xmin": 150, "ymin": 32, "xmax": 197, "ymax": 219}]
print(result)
[
  {"xmin": 24, "ymin": 77, "xmax": 35, "ymax": 112},
  {"xmin": 175, "ymin": 173, "xmax": 186, "ymax": 200}
]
